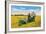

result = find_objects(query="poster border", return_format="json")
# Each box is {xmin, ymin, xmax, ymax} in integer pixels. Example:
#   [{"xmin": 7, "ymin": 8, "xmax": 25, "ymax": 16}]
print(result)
[{"xmin": 5, "ymin": 0, "xmax": 45, "ymax": 32}]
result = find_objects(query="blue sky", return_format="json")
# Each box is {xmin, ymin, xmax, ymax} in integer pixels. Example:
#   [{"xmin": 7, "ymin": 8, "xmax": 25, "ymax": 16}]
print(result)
[{"xmin": 11, "ymin": 5, "xmax": 41, "ymax": 12}]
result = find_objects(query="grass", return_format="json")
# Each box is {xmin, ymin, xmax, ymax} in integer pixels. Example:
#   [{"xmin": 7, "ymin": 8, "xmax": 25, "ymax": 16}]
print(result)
[{"xmin": 11, "ymin": 15, "xmax": 41, "ymax": 28}]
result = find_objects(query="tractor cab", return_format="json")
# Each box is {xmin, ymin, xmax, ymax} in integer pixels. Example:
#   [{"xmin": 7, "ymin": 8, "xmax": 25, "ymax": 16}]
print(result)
[{"xmin": 28, "ymin": 12, "xmax": 35, "ymax": 22}]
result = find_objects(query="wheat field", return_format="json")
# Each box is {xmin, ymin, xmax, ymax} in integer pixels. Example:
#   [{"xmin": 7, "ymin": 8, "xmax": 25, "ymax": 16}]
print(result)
[{"xmin": 11, "ymin": 16, "xmax": 41, "ymax": 28}]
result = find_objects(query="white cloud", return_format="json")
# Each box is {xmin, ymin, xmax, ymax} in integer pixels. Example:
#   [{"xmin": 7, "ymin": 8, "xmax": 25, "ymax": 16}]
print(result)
[{"xmin": 20, "ymin": 7, "xmax": 26, "ymax": 9}]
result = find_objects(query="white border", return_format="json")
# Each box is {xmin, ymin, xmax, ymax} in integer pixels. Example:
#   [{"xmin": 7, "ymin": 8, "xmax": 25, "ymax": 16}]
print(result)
[{"xmin": 9, "ymin": 4, "xmax": 43, "ymax": 31}]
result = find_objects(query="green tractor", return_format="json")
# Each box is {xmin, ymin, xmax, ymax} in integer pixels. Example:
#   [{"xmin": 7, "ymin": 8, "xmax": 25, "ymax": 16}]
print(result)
[
  {"xmin": 18, "ymin": 12, "xmax": 36, "ymax": 26},
  {"xmin": 28, "ymin": 12, "xmax": 35, "ymax": 22}
]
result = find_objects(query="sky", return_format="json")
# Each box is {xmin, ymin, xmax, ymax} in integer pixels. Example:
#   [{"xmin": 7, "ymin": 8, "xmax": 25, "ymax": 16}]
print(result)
[
  {"xmin": 11, "ymin": 5, "xmax": 41, "ymax": 11},
  {"xmin": 11, "ymin": 5, "xmax": 41, "ymax": 15}
]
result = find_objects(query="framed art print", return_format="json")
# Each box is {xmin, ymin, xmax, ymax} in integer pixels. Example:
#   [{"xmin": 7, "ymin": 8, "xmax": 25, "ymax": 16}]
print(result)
[{"xmin": 6, "ymin": 1, "xmax": 44, "ymax": 32}]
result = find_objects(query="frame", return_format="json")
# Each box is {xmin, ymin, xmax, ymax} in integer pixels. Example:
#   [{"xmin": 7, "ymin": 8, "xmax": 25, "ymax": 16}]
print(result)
[{"xmin": 6, "ymin": 1, "xmax": 44, "ymax": 32}]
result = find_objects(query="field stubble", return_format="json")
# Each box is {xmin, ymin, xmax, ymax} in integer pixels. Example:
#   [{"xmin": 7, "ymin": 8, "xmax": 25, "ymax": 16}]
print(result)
[{"xmin": 11, "ymin": 15, "xmax": 41, "ymax": 28}]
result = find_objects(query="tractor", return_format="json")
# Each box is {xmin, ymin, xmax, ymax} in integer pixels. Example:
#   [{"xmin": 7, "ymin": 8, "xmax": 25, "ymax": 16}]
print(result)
[{"xmin": 18, "ymin": 12, "xmax": 36, "ymax": 26}]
